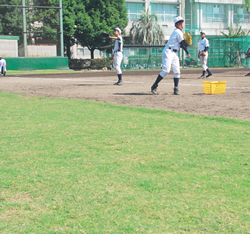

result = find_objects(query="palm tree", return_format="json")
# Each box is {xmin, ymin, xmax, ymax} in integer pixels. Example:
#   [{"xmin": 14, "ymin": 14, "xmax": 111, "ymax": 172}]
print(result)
[{"xmin": 129, "ymin": 9, "xmax": 165, "ymax": 45}]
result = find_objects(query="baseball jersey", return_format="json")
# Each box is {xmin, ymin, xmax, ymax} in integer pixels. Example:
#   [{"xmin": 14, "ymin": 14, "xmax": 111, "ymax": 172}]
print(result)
[
  {"xmin": 166, "ymin": 28, "xmax": 184, "ymax": 50},
  {"xmin": 199, "ymin": 38, "xmax": 209, "ymax": 52},
  {"xmin": 114, "ymin": 36, "xmax": 123, "ymax": 52}
]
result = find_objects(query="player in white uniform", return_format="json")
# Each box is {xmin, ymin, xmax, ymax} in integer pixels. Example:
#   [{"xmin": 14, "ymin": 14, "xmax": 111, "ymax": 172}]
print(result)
[
  {"xmin": 151, "ymin": 16, "xmax": 190, "ymax": 95},
  {"xmin": 109, "ymin": 27, "xmax": 123, "ymax": 85},
  {"xmin": 0, "ymin": 57, "xmax": 7, "ymax": 76},
  {"xmin": 198, "ymin": 31, "xmax": 212, "ymax": 78}
]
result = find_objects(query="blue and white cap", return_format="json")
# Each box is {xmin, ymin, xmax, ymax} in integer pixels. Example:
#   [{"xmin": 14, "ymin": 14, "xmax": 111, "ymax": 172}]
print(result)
[
  {"xmin": 200, "ymin": 30, "xmax": 206, "ymax": 34},
  {"xmin": 114, "ymin": 27, "xmax": 121, "ymax": 34},
  {"xmin": 174, "ymin": 16, "xmax": 184, "ymax": 24}
]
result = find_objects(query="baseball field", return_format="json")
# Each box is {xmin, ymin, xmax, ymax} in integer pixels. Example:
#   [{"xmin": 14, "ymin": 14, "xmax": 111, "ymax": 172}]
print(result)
[{"xmin": 0, "ymin": 68, "xmax": 250, "ymax": 232}]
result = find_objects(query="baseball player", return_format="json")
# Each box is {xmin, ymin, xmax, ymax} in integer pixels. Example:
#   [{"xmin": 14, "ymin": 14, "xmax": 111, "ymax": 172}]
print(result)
[
  {"xmin": 109, "ymin": 27, "xmax": 123, "ymax": 85},
  {"xmin": 198, "ymin": 31, "xmax": 212, "ymax": 79},
  {"xmin": 151, "ymin": 16, "xmax": 190, "ymax": 95},
  {"xmin": 0, "ymin": 57, "xmax": 7, "ymax": 76},
  {"xmin": 245, "ymin": 45, "xmax": 250, "ymax": 76}
]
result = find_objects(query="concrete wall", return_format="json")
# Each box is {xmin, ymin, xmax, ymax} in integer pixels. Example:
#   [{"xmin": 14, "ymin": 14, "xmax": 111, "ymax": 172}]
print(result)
[
  {"xmin": 0, "ymin": 36, "xmax": 19, "ymax": 57},
  {"xmin": 27, "ymin": 45, "xmax": 57, "ymax": 57}
]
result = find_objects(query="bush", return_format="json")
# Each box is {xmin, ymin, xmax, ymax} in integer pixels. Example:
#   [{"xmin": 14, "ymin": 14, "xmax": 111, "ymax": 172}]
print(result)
[
  {"xmin": 68, "ymin": 59, "xmax": 91, "ymax": 70},
  {"xmin": 90, "ymin": 58, "xmax": 112, "ymax": 70}
]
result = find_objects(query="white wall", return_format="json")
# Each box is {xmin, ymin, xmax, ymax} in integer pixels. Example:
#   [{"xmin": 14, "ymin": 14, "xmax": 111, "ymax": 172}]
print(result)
[
  {"xmin": 0, "ymin": 39, "xmax": 18, "ymax": 57},
  {"xmin": 27, "ymin": 45, "xmax": 57, "ymax": 57}
]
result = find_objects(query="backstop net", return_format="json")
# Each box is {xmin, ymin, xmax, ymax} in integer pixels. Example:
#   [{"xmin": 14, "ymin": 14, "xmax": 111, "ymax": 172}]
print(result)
[
  {"xmin": 0, "ymin": 0, "xmax": 62, "ymax": 57},
  {"xmin": 121, "ymin": 36, "xmax": 250, "ymax": 70}
]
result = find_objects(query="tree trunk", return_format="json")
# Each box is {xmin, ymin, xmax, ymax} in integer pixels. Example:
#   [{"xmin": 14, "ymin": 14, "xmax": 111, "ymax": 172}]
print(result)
[
  {"xmin": 66, "ymin": 44, "xmax": 71, "ymax": 58},
  {"xmin": 90, "ymin": 48, "xmax": 95, "ymax": 59}
]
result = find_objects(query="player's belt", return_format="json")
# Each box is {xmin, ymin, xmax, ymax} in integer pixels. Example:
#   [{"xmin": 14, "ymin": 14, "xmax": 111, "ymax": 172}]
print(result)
[{"xmin": 168, "ymin": 47, "xmax": 177, "ymax": 52}]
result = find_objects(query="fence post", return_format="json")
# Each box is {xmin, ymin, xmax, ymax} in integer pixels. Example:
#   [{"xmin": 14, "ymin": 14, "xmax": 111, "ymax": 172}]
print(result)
[
  {"xmin": 22, "ymin": 0, "xmax": 27, "ymax": 57},
  {"xmin": 59, "ymin": 0, "xmax": 64, "ymax": 57}
]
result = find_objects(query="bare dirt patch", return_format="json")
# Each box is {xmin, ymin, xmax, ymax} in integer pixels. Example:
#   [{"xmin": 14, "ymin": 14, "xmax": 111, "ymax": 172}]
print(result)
[{"xmin": 1, "ymin": 68, "xmax": 250, "ymax": 120}]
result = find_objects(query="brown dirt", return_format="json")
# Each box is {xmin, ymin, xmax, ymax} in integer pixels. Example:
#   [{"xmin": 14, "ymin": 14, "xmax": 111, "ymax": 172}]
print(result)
[{"xmin": 1, "ymin": 68, "xmax": 250, "ymax": 120}]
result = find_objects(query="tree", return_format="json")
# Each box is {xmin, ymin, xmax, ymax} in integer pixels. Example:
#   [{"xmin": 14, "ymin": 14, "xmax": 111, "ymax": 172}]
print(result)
[
  {"xmin": 0, "ymin": 0, "xmax": 23, "ymax": 36},
  {"xmin": 62, "ymin": 0, "xmax": 78, "ymax": 58},
  {"xmin": 29, "ymin": 0, "xmax": 59, "ymax": 45},
  {"xmin": 245, "ymin": 0, "xmax": 250, "ymax": 12},
  {"xmin": 129, "ymin": 9, "xmax": 165, "ymax": 45},
  {"xmin": 75, "ymin": 0, "xmax": 128, "ymax": 59},
  {"xmin": 221, "ymin": 25, "xmax": 250, "ymax": 37}
]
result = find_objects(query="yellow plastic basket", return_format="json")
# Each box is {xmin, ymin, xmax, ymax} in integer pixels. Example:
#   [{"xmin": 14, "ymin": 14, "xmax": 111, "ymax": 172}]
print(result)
[{"xmin": 202, "ymin": 81, "xmax": 227, "ymax": 94}]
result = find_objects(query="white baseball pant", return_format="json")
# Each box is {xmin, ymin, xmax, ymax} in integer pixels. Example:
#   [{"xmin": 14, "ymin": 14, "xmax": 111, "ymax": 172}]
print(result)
[
  {"xmin": 114, "ymin": 52, "xmax": 122, "ymax": 74},
  {"xmin": 200, "ymin": 52, "xmax": 208, "ymax": 71},
  {"xmin": 0, "ymin": 59, "xmax": 6, "ymax": 74},
  {"xmin": 160, "ymin": 48, "xmax": 180, "ymax": 78}
]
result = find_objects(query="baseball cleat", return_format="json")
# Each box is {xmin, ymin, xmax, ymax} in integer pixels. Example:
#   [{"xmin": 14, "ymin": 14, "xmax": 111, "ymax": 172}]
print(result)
[
  {"xmin": 151, "ymin": 86, "xmax": 158, "ymax": 95},
  {"xmin": 245, "ymin": 73, "xmax": 250, "ymax": 76},
  {"xmin": 3, "ymin": 72, "xmax": 6, "ymax": 76},
  {"xmin": 114, "ymin": 81, "xmax": 123, "ymax": 86},
  {"xmin": 206, "ymin": 73, "xmax": 212, "ymax": 78},
  {"xmin": 198, "ymin": 75, "xmax": 206, "ymax": 79},
  {"xmin": 174, "ymin": 87, "xmax": 180, "ymax": 95}
]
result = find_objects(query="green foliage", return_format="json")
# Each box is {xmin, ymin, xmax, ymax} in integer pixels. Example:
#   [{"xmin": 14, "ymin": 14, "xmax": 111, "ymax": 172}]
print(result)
[
  {"xmin": 221, "ymin": 25, "xmax": 250, "ymax": 37},
  {"xmin": 130, "ymin": 9, "xmax": 165, "ymax": 45},
  {"xmin": 62, "ymin": 0, "xmax": 78, "ymax": 57},
  {"xmin": 0, "ymin": 92, "xmax": 249, "ymax": 232},
  {"xmin": 0, "ymin": 0, "xmax": 23, "ymax": 37},
  {"xmin": 90, "ymin": 58, "xmax": 112, "ymax": 69},
  {"xmin": 28, "ymin": 0, "xmax": 59, "ymax": 44},
  {"xmin": 69, "ymin": 58, "xmax": 112, "ymax": 70},
  {"xmin": 245, "ymin": 0, "xmax": 250, "ymax": 12},
  {"xmin": 75, "ymin": 0, "xmax": 128, "ymax": 59}
]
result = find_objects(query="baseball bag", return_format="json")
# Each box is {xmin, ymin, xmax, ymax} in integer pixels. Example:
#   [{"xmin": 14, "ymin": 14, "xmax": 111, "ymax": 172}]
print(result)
[
  {"xmin": 100, "ymin": 32, "xmax": 110, "ymax": 38},
  {"xmin": 183, "ymin": 32, "xmax": 192, "ymax": 46}
]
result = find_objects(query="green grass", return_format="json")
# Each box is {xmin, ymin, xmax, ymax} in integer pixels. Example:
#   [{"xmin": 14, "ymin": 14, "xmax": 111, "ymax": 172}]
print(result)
[{"xmin": 0, "ymin": 91, "xmax": 249, "ymax": 233}]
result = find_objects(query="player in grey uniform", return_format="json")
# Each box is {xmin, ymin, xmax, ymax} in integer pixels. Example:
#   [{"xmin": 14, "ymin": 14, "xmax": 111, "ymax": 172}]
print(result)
[
  {"xmin": 151, "ymin": 16, "xmax": 190, "ymax": 95},
  {"xmin": 198, "ymin": 31, "xmax": 212, "ymax": 78},
  {"xmin": 0, "ymin": 57, "xmax": 7, "ymax": 76},
  {"xmin": 109, "ymin": 27, "xmax": 123, "ymax": 85}
]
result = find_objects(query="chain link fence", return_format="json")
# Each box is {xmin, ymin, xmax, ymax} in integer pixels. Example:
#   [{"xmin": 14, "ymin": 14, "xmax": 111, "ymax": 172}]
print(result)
[
  {"xmin": 0, "ymin": 0, "xmax": 63, "ymax": 58},
  {"xmin": 120, "ymin": 36, "xmax": 250, "ymax": 70}
]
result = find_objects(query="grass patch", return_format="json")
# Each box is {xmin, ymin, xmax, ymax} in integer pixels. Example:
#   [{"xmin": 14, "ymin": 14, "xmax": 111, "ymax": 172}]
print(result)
[{"xmin": 0, "ymin": 91, "xmax": 249, "ymax": 232}]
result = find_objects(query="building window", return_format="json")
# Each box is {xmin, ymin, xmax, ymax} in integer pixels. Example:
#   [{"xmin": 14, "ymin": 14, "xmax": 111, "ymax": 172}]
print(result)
[
  {"xmin": 151, "ymin": 4, "xmax": 178, "ymax": 22},
  {"xmin": 202, "ymin": 4, "xmax": 226, "ymax": 23},
  {"xmin": 125, "ymin": 3, "xmax": 144, "ymax": 21},
  {"xmin": 233, "ymin": 6, "xmax": 250, "ymax": 23},
  {"xmin": 77, "ymin": 48, "xmax": 84, "ymax": 56}
]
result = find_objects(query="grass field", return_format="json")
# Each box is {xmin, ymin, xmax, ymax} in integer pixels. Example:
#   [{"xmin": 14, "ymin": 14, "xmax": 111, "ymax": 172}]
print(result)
[{"xmin": 0, "ymin": 91, "xmax": 249, "ymax": 233}]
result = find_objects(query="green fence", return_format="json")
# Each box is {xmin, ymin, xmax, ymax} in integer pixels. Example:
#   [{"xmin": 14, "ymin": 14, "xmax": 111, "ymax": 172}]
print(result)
[{"xmin": 121, "ymin": 36, "xmax": 250, "ymax": 70}]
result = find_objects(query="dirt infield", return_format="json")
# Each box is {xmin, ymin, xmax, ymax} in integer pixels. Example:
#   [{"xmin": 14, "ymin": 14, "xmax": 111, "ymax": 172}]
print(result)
[{"xmin": 1, "ymin": 68, "xmax": 250, "ymax": 120}]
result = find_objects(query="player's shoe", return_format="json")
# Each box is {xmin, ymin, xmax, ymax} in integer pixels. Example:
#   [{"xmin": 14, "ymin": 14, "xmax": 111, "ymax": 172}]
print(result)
[
  {"xmin": 174, "ymin": 87, "xmax": 180, "ymax": 95},
  {"xmin": 151, "ymin": 86, "xmax": 158, "ymax": 95},
  {"xmin": 114, "ymin": 81, "xmax": 123, "ymax": 86},
  {"xmin": 198, "ymin": 75, "xmax": 206, "ymax": 79},
  {"xmin": 3, "ymin": 72, "xmax": 6, "ymax": 76},
  {"xmin": 245, "ymin": 73, "xmax": 250, "ymax": 76},
  {"xmin": 206, "ymin": 69, "xmax": 213, "ymax": 78}
]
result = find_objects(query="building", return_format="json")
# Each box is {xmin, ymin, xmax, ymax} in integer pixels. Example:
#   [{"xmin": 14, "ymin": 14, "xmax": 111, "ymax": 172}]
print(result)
[{"xmin": 71, "ymin": 0, "xmax": 249, "ymax": 59}]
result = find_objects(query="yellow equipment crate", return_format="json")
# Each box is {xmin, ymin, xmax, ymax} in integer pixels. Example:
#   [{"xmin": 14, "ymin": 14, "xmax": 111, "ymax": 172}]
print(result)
[{"xmin": 202, "ymin": 81, "xmax": 227, "ymax": 94}]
